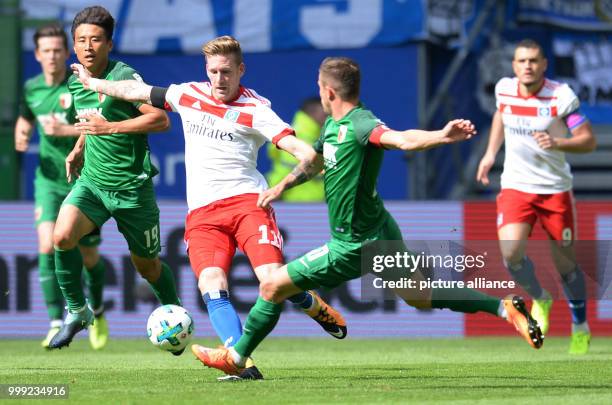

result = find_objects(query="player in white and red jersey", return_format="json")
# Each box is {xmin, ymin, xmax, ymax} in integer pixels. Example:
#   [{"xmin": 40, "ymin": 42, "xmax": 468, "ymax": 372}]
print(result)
[
  {"xmin": 477, "ymin": 39, "xmax": 596, "ymax": 354},
  {"xmin": 70, "ymin": 36, "xmax": 346, "ymax": 379}
]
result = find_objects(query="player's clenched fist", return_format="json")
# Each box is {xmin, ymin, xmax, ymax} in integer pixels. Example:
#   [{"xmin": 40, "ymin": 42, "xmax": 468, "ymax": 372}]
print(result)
[
  {"xmin": 14, "ymin": 129, "xmax": 30, "ymax": 152},
  {"xmin": 532, "ymin": 131, "xmax": 557, "ymax": 150}
]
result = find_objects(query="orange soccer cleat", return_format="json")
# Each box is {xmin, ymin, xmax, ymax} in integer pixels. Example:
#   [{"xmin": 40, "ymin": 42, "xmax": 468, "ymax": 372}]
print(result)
[
  {"xmin": 304, "ymin": 290, "xmax": 347, "ymax": 339},
  {"xmin": 504, "ymin": 295, "xmax": 544, "ymax": 349},
  {"xmin": 192, "ymin": 344, "xmax": 245, "ymax": 376}
]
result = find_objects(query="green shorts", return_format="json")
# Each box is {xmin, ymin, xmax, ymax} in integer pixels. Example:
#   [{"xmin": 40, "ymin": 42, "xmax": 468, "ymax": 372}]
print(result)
[
  {"xmin": 62, "ymin": 175, "xmax": 160, "ymax": 258},
  {"xmin": 287, "ymin": 213, "xmax": 403, "ymax": 290},
  {"xmin": 34, "ymin": 179, "xmax": 101, "ymax": 247},
  {"xmin": 34, "ymin": 179, "xmax": 71, "ymax": 226}
]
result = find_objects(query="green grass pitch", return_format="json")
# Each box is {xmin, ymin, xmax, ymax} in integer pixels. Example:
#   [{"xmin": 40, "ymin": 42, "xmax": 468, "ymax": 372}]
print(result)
[{"xmin": 2, "ymin": 337, "xmax": 612, "ymax": 404}]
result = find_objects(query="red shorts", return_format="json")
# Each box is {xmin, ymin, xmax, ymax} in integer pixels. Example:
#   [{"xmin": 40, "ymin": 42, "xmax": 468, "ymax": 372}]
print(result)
[
  {"xmin": 184, "ymin": 193, "xmax": 284, "ymax": 277},
  {"xmin": 496, "ymin": 188, "xmax": 576, "ymax": 241}
]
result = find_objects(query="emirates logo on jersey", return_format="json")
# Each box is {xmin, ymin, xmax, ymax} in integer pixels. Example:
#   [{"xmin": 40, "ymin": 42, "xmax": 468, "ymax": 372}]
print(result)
[
  {"xmin": 59, "ymin": 93, "xmax": 72, "ymax": 109},
  {"xmin": 337, "ymin": 125, "xmax": 348, "ymax": 143}
]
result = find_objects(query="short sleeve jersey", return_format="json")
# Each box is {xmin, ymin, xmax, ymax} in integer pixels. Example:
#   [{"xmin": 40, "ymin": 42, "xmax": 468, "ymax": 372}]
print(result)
[
  {"xmin": 20, "ymin": 72, "xmax": 77, "ymax": 192},
  {"xmin": 313, "ymin": 104, "xmax": 388, "ymax": 242},
  {"xmin": 164, "ymin": 82, "xmax": 294, "ymax": 211},
  {"xmin": 68, "ymin": 60, "xmax": 158, "ymax": 190},
  {"xmin": 496, "ymin": 77, "xmax": 580, "ymax": 193}
]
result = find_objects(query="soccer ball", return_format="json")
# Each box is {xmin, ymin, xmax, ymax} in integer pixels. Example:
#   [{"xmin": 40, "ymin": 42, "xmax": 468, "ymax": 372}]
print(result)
[{"xmin": 147, "ymin": 304, "xmax": 194, "ymax": 354}]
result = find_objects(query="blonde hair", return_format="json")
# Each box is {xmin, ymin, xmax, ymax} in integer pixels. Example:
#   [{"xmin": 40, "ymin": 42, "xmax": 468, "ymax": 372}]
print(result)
[{"xmin": 202, "ymin": 35, "xmax": 243, "ymax": 65}]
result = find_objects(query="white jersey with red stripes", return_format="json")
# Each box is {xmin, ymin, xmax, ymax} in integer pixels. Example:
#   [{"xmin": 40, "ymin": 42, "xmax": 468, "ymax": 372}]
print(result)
[
  {"xmin": 164, "ymin": 82, "xmax": 294, "ymax": 211},
  {"xmin": 495, "ymin": 77, "xmax": 579, "ymax": 194}
]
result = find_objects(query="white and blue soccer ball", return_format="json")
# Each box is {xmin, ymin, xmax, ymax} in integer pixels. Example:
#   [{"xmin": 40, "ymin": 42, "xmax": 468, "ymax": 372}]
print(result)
[{"xmin": 147, "ymin": 304, "xmax": 194, "ymax": 354}]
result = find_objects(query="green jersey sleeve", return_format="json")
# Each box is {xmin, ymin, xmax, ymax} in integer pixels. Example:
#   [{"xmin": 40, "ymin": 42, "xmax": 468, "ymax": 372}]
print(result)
[{"xmin": 352, "ymin": 109, "xmax": 382, "ymax": 146}]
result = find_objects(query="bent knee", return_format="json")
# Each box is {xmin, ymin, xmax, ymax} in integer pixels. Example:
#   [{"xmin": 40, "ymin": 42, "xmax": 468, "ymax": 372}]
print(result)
[
  {"xmin": 502, "ymin": 250, "xmax": 524, "ymax": 267},
  {"xmin": 259, "ymin": 278, "xmax": 283, "ymax": 303},
  {"xmin": 53, "ymin": 228, "xmax": 78, "ymax": 250},
  {"xmin": 198, "ymin": 268, "xmax": 227, "ymax": 291},
  {"xmin": 39, "ymin": 241, "xmax": 54, "ymax": 255}
]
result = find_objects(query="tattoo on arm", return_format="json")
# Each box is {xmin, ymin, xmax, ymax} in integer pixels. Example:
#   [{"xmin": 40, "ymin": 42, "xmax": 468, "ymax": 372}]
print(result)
[
  {"xmin": 99, "ymin": 80, "xmax": 153, "ymax": 104},
  {"xmin": 285, "ymin": 160, "xmax": 317, "ymax": 190}
]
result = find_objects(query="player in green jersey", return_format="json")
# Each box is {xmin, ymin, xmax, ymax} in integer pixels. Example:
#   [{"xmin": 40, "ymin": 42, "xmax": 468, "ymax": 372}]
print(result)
[
  {"xmin": 191, "ymin": 57, "xmax": 545, "ymax": 377},
  {"xmin": 14, "ymin": 24, "xmax": 108, "ymax": 350},
  {"xmin": 48, "ymin": 6, "xmax": 181, "ymax": 351}
]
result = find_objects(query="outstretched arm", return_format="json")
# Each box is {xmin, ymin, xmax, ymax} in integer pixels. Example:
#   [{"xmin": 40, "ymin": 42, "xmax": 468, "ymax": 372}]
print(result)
[
  {"xmin": 71, "ymin": 63, "xmax": 156, "ymax": 104},
  {"xmin": 71, "ymin": 64, "xmax": 169, "ymax": 135},
  {"xmin": 378, "ymin": 119, "xmax": 476, "ymax": 151},
  {"xmin": 257, "ymin": 135, "xmax": 323, "ymax": 208}
]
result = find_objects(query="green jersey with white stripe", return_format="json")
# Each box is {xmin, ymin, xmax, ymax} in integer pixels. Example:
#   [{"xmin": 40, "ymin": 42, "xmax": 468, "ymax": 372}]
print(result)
[
  {"xmin": 313, "ymin": 104, "xmax": 387, "ymax": 242},
  {"xmin": 68, "ymin": 60, "xmax": 158, "ymax": 190},
  {"xmin": 20, "ymin": 72, "xmax": 77, "ymax": 192}
]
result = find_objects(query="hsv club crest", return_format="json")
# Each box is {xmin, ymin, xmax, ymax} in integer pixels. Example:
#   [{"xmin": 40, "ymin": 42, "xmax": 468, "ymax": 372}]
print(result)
[{"xmin": 224, "ymin": 109, "xmax": 240, "ymax": 122}]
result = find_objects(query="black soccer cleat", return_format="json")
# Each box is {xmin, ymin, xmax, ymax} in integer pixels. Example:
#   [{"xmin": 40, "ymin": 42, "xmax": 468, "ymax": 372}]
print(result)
[
  {"xmin": 240, "ymin": 365, "xmax": 264, "ymax": 380},
  {"xmin": 216, "ymin": 365, "xmax": 264, "ymax": 382}
]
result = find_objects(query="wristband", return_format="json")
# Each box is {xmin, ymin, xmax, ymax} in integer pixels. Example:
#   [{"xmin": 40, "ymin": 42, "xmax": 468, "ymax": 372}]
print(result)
[{"xmin": 88, "ymin": 78, "xmax": 100, "ymax": 92}]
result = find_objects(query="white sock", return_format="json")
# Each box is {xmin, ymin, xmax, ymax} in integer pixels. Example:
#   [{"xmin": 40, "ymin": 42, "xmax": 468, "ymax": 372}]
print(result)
[
  {"xmin": 498, "ymin": 300, "xmax": 507, "ymax": 319},
  {"xmin": 72, "ymin": 303, "xmax": 88, "ymax": 314},
  {"xmin": 50, "ymin": 320, "xmax": 63, "ymax": 328},
  {"xmin": 229, "ymin": 347, "xmax": 246, "ymax": 367},
  {"xmin": 572, "ymin": 321, "xmax": 590, "ymax": 334}
]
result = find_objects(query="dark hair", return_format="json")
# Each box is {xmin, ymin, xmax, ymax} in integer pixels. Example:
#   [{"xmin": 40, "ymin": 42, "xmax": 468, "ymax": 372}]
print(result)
[
  {"xmin": 514, "ymin": 38, "xmax": 545, "ymax": 59},
  {"xmin": 71, "ymin": 6, "xmax": 115, "ymax": 40},
  {"xmin": 319, "ymin": 57, "xmax": 360, "ymax": 101},
  {"xmin": 33, "ymin": 24, "xmax": 68, "ymax": 50}
]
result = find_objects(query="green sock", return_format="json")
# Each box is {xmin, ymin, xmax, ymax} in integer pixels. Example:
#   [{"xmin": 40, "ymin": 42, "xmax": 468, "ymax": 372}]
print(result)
[
  {"xmin": 54, "ymin": 247, "xmax": 86, "ymax": 312},
  {"xmin": 431, "ymin": 287, "xmax": 500, "ymax": 316},
  {"xmin": 234, "ymin": 297, "xmax": 282, "ymax": 358},
  {"xmin": 149, "ymin": 261, "xmax": 181, "ymax": 306},
  {"xmin": 38, "ymin": 253, "xmax": 64, "ymax": 321},
  {"xmin": 83, "ymin": 259, "xmax": 105, "ymax": 314}
]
